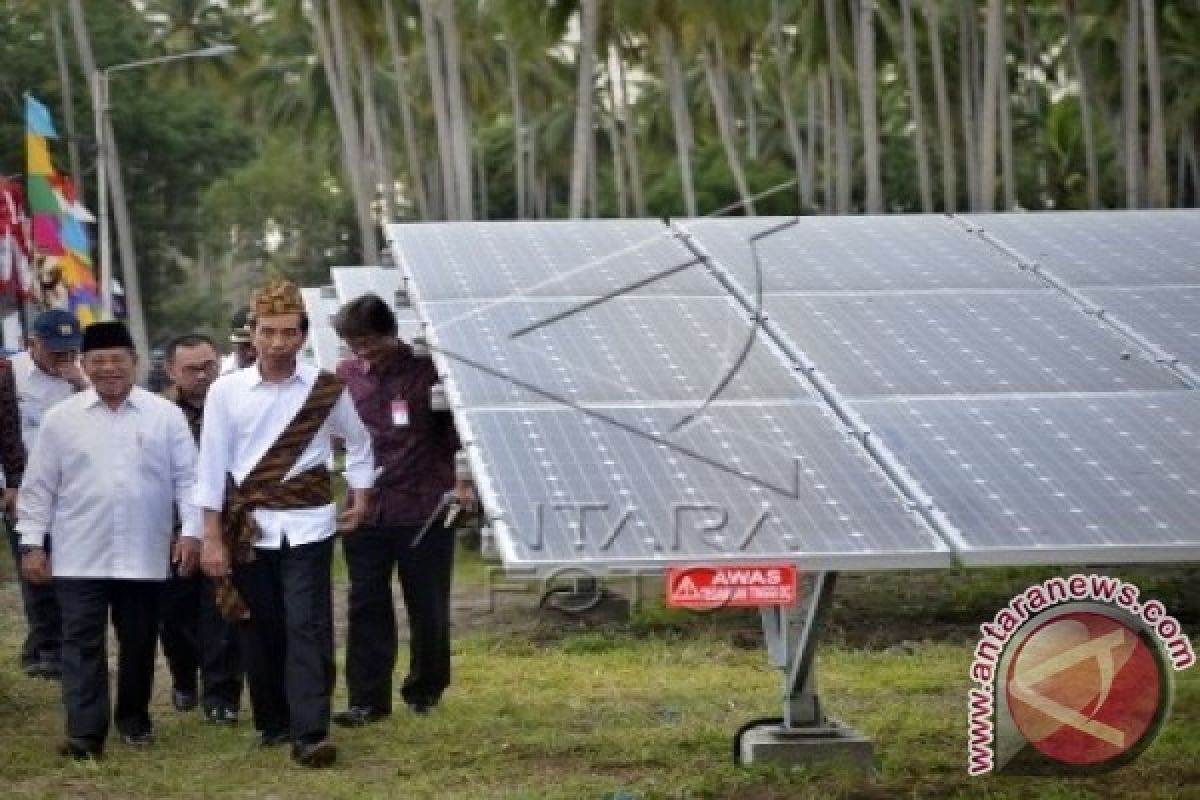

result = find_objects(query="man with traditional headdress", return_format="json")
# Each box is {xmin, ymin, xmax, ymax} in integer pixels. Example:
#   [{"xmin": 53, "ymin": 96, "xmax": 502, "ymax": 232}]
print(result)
[{"xmin": 197, "ymin": 279, "xmax": 373, "ymax": 768}]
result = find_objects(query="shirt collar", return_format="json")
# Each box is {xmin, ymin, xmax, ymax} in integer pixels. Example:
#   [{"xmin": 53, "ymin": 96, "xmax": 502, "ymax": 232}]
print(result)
[
  {"xmin": 360, "ymin": 341, "xmax": 413, "ymax": 377},
  {"xmin": 83, "ymin": 386, "xmax": 139, "ymax": 411},
  {"xmin": 249, "ymin": 361, "xmax": 314, "ymax": 388}
]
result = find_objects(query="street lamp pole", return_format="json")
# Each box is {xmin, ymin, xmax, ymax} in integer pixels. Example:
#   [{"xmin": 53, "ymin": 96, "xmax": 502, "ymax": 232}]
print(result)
[{"xmin": 91, "ymin": 44, "xmax": 236, "ymax": 349}]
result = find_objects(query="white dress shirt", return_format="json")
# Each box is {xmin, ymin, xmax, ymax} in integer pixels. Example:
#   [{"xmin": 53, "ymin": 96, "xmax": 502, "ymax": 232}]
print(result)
[
  {"xmin": 11, "ymin": 350, "xmax": 77, "ymax": 453},
  {"xmin": 17, "ymin": 387, "xmax": 201, "ymax": 580},
  {"xmin": 195, "ymin": 362, "xmax": 374, "ymax": 549}
]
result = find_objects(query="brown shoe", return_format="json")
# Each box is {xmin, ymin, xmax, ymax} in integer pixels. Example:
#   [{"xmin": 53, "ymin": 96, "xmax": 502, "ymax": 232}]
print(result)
[{"xmin": 291, "ymin": 738, "xmax": 336, "ymax": 768}]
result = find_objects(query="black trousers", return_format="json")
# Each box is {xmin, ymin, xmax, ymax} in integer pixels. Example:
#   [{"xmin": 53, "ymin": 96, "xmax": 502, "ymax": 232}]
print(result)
[
  {"xmin": 55, "ymin": 579, "xmax": 162, "ymax": 747},
  {"xmin": 160, "ymin": 569, "xmax": 243, "ymax": 710},
  {"xmin": 343, "ymin": 523, "xmax": 455, "ymax": 711},
  {"xmin": 5, "ymin": 517, "xmax": 62, "ymax": 668},
  {"xmin": 232, "ymin": 538, "xmax": 334, "ymax": 743}
]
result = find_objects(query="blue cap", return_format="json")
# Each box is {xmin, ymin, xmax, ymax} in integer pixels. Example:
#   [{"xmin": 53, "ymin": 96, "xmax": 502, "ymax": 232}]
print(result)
[{"xmin": 31, "ymin": 309, "xmax": 83, "ymax": 352}]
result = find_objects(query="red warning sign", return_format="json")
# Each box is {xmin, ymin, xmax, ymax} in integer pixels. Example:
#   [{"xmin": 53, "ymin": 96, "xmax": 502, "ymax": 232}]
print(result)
[{"xmin": 665, "ymin": 564, "xmax": 799, "ymax": 609}]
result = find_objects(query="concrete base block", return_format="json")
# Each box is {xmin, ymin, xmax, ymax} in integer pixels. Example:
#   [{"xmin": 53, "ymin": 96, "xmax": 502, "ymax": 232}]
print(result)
[{"xmin": 738, "ymin": 721, "xmax": 874, "ymax": 773}]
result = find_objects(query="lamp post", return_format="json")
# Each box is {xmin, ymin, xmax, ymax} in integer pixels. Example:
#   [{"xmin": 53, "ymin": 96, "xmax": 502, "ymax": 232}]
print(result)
[{"xmin": 92, "ymin": 44, "xmax": 236, "ymax": 357}]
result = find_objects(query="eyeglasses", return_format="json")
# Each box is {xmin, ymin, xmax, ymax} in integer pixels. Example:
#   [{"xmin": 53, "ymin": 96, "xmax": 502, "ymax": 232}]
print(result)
[{"xmin": 180, "ymin": 361, "xmax": 219, "ymax": 377}]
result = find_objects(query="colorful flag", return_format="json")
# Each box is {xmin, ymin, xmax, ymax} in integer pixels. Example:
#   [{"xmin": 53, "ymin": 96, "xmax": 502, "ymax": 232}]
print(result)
[{"xmin": 24, "ymin": 93, "xmax": 98, "ymax": 323}]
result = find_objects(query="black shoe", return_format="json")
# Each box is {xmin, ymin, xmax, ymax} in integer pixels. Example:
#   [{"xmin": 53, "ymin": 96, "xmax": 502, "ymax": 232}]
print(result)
[
  {"xmin": 255, "ymin": 730, "xmax": 290, "ymax": 748},
  {"xmin": 57, "ymin": 738, "xmax": 102, "ymax": 760},
  {"xmin": 332, "ymin": 706, "xmax": 389, "ymax": 728},
  {"xmin": 405, "ymin": 699, "xmax": 437, "ymax": 715},
  {"xmin": 26, "ymin": 658, "xmax": 62, "ymax": 680},
  {"xmin": 172, "ymin": 689, "xmax": 198, "ymax": 712},
  {"xmin": 291, "ymin": 737, "xmax": 337, "ymax": 768},
  {"xmin": 120, "ymin": 730, "xmax": 154, "ymax": 747},
  {"xmin": 204, "ymin": 706, "xmax": 239, "ymax": 726}
]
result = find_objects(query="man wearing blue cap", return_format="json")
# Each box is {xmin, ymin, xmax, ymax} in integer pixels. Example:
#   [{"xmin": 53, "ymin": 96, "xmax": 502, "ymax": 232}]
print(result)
[{"xmin": 6, "ymin": 309, "xmax": 87, "ymax": 678}]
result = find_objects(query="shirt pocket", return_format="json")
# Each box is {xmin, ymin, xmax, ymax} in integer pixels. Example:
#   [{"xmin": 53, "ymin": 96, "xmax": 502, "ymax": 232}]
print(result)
[{"xmin": 133, "ymin": 422, "xmax": 171, "ymax": 480}]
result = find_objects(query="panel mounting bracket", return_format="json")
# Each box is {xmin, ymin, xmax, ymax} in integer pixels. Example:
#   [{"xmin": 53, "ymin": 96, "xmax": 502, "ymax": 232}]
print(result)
[{"xmin": 736, "ymin": 571, "xmax": 874, "ymax": 770}]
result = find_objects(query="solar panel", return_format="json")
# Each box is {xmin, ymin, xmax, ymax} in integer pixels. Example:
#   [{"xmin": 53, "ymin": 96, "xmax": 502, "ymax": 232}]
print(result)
[
  {"xmin": 300, "ymin": 287, "xmax": 343, "ymax": 371},
  {"xmin": 855, "ymin": 391, "xmax": 1200, "ymax": 564},
  {"xmin": 390, "ymin": 219, "xmax": 720, "ymax": 300},
  {"xmin": 331, "ymin": 266, "xmax": 403, "ymax": 304},
  {"xmin": 962, "ymin": 211, "xmax": 1200, "ymax": 287},
  {"xmin": 760, "ymin": 290, "xmax": 1185, "ymax": 397},
  {"xmin": 421, "ymin": 295, "xmax": 809, "ymax": 409},
  {"xmin": 465, "ymin": 402, "xmax": 949, "ymax": 571},
  {"xmin": 678, "ymin": 215, "xmax": 1034, "ymax": 293},
  {"xmin": 386, "ymin": 213, "xmax": 1200, "ymax": 573},
  {"xmin": 1085, "ymin": 286, "xmax": 1200, "ymax": 373}
]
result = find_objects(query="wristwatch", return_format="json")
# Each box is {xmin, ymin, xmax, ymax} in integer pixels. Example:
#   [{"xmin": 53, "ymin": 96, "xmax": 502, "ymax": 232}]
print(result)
[{"xmin": 17, "ymin": 544, "xmax": 44, "ymax": 556}]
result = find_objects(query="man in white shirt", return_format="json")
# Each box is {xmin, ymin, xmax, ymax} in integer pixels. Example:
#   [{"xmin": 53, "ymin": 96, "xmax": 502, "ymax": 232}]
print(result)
[
  {"xmin": 198, "ymin": 280, "xmax": 373, "ymax": 768},
  {"xmin": 17, "ymin": 320, "xmax": 201, "ymax": 760},
  {"xmin": 8, "ymin": 309, "xmax": 87, "ymax": 679}
]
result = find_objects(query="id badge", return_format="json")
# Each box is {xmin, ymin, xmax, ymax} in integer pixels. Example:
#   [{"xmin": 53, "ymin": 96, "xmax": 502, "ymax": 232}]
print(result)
[{"xmin": 391, "ymin": 399, "xmax": 410, "ymax": 428}]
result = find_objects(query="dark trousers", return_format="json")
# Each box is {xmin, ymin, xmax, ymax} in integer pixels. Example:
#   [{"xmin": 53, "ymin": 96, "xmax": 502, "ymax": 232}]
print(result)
[
  {"xmin": 160, "ymin": 569, "xmax": 243, "ymax": 710},
  {"xmin": 232, "ymin": 538, "xmax": 334, "ymax": 743},
  {"xmin": 343, "ymin": 523, "xmax": 455, "ymax": 711},
  {"xmin": 6, "ymin": 518, "xmax": 62, "ymax": 668},
  {"xmin": 55, "ymin": 579, "xmax": 162, "ymax": 747}
]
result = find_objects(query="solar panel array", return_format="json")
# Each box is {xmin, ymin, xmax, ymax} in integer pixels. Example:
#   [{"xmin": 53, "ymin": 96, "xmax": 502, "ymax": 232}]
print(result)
[
  {"xmin": 384, "ymin": 211, "xmax": 1200, "ymax": 572},
  {"xmin": 300, "ymin": 286, "xmax": 343, "ymax": 371}
]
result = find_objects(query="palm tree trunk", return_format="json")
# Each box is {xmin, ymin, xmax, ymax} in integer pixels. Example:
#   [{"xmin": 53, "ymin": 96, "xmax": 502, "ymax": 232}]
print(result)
[
  {"xmin": 806, "ymin": 78, "xmax": 818, "ymax": 204},
  {"xmin": 382, "ymin": 0, "xmax": 430, "ymax": 219},
  {"xmin": 922, "ymin": 0, "xmax": 956, "ymax": 211},
  {"xmin": 659, "ymin": 25, "xmax": 697, "ymax": 217},
  {"xmin": 701, "ymin": 33, "xmax": 755, "ymax": 215},
  {"xmin": 476, "ymin": 140, "xmax": 488, "ymax": 219},
  {"xmin": 504, "ymin": 41, "xmax": 526, "ymax": 219},
  {"xmin": 900, "ymin": 0, "xmax": 933, "ymax": 212},
  {"xmin": 1121, "ymin": 0, "xmax": 1142, "ymax": 208},
  {"xmin": 614, "ymin": 33, "xmax": 646, "ymax": 216},
  {"xmin": 999, "ymin": 58, "xmax": 1016, "ymax": 209},
  {"xmin": 312, "ymin": 1, "xmax": 378, "ymax": 262},
  {"xmin": 771, "ymin": 0, "xmax": 812, "ymax": 209},
  {"xmin": 743, "ymin": 70, "xmax": 759, "ymax": 161},
  {"xmin": 569, "ymin": 0, "xmax": 600, "ymax": 218},
  {"xmin": 959, "ymin": 2, "xmax": 980, "ymax": 209},
  {"xmin": 418, "ymin": 0, "xmax": 457, "ymax": 219},
  {"xmin": 604, "ymin": 78, "xmax": 628, "ymax": 216},
  {"xmin": 1018, "ymin": 0, "xmax": 1047, "ymax": 205},
  {"xmin": 822, "ymin": 68, "xmax": 834, "ymax": 213},
  {"xmin": 824, "ymin": 0, "xmax": 851, "ymax": 213},
  {"xmin": 439, "ymin": 0, "xmax": 473, "ymax": 220},
  {"xmin": 50, "ymin": 5, "xmax": 83, "ymax": 197},
  {"xmin": 857, "ymin": 0, "xmax": 882, "ymax": 213},
  {"xmin": 1061, "ymin": 0, "xmax": 1099, "ymax": 208},
  {"xmin": 1140, "ymin": 0, "xmax": 1167, "ymax": 207},
  {"xmin": 977, "ymin": 0, "xmax": 1004, "ymax": 211}
]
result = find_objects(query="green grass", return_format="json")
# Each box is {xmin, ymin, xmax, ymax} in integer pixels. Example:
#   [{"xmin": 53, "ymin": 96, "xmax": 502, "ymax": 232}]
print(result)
[{"xmin": 1, "ymin": 548, "xmax": 1197, "ymax": 799}]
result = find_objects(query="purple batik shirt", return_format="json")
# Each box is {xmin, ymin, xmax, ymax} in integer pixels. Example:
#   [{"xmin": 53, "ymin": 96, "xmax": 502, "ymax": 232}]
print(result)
[{"xmin": 337, "ymin": 344, "xmax": 459, "ymax": 527}]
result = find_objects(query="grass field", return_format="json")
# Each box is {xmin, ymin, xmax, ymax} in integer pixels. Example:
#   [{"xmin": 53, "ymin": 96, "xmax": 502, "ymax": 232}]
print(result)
[{"xmin": 1, "ymin": 546, "xmax": 1196, "ymax": 799}]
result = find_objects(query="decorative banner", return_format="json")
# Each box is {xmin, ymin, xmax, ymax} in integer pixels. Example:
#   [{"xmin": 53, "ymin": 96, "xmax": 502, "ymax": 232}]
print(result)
[
  {"xmin": 24, "ymin": 93, "xmax": 98, "ymax": 324},
  {"xmin": 0, "ymin": 178, "xmax": 33, "ymax": 302}
]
